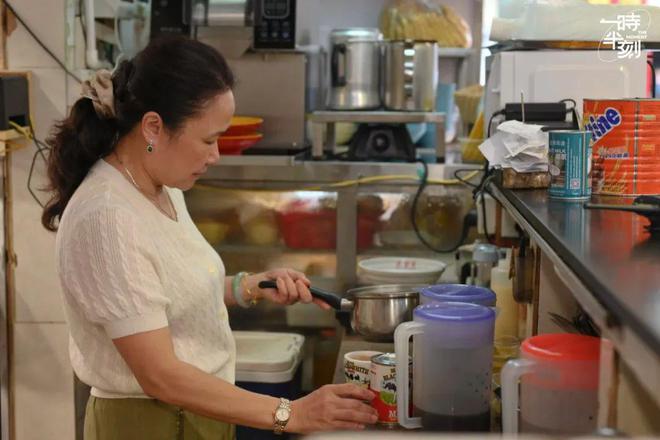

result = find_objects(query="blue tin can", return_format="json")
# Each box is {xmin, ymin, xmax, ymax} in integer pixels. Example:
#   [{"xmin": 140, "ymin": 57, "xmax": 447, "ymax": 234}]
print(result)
[{"xmin": 548, "ymin": 130, "xmax": 592, "ymax": 200}]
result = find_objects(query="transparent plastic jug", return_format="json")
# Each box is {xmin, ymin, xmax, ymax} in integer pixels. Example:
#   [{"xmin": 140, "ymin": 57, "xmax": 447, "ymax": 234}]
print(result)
[
  {"xmin": 502, "ymin": 333, "xmax": 600, "ymax": 435},
  {"xmin": 395, "ymin": 302, "xmax": 495, "ymax": 431},
  {"xmin": 420, "ymin": 284, "xmax": 496, "ymax": 307}
]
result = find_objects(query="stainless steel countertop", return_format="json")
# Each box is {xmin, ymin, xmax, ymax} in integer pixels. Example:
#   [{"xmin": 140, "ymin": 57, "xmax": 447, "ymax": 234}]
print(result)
[{"xmin": 491, "ymin": 186, "xmax": 660, "ymax": 354}]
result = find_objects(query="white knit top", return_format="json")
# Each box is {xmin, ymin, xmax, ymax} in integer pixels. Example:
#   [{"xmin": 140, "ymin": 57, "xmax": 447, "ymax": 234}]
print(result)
[{"xmin": 56, "ymin": 159, "xmax": 236, "ymax": 399}]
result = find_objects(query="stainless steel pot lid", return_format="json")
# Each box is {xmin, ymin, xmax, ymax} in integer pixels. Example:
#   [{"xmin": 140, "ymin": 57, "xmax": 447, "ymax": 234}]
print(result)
[
  {"xmin": 330, "ymin": 28, "xmax": 382, "ymax": 43},
  {"xmin": 347, "ymin": 284, "xmax": 424, "ymax": 299}
]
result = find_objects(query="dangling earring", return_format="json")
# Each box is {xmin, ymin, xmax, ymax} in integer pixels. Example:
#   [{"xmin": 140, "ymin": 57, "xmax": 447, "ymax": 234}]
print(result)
[{"xmin": 146, "ymin": 140, "xmax": 154, "ymax": 153}]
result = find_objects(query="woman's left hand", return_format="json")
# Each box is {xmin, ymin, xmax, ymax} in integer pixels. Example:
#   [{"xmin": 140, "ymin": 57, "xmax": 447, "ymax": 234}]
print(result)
[{"xmin": 247, "ymin": 269, "xmax": 331, "ymax": 310}]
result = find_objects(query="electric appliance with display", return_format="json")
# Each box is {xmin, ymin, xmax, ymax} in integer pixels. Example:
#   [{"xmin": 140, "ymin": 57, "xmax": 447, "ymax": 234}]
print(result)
[
  {"xmin": 151, "ymin": 0, "xmax": 296, "ymax": 49},
  {"xmin": 253, "ymin": 0, "xmax": 296, "ymax": 49}
]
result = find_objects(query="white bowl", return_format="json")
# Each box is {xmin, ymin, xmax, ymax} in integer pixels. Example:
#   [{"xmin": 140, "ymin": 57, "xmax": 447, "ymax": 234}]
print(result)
[{"xmin": 357, "ymin": 257, "xmax": 447, "ymax": 286}]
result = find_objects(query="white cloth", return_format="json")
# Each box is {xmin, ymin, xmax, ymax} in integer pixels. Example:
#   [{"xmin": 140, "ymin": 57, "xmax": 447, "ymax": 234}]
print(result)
[{"xmin": 56, "ymin": 159, "xmax": 236, "ymax": 398}]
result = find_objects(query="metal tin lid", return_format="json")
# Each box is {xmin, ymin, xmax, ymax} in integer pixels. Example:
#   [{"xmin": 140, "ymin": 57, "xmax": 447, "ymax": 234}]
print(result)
[
  {"xmin": 371, "ymin": 352, "xmax": 396, "ymax": 366},
  {"xmin": 347, "ymin": 284, "xmax": 423, "ymax": 300},
  {"xmin": 371, "ymin": 352, "xmax": 410, "ymax": 366},
  {"xmin": 330, "ymin": 28, "xmax": 381, "ymax": 43},
  {"xmin": 420, "ymin": 284, "xmax": 496, "ymax": 307},
  {"xmin": 414, "ymin": 302, "xmax": 495, "ymax": 322}
]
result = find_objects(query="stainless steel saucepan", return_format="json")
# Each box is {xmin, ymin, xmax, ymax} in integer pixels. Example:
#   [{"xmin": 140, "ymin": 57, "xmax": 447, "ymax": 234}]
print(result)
[{"xmin": 259, "ymin": 281, "xmax": 421, "ymax": 341}]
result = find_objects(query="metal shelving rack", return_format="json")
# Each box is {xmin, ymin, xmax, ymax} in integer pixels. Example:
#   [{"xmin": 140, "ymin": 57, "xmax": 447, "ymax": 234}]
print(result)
[
  {"xmin": 195, "ymin": 159, "xmax": 481, "ymax": 292},
  {"xmin": 309, "ymin": 111, "xmax": 446, "ymax": 160},
  {"xmin": 438, "ymin": 47, "xmax": 474, "ymax": 89}
]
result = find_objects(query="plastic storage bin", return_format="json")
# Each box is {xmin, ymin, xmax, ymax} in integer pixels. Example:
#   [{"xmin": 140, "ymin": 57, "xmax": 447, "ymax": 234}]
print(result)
[
  {"xmin": 234, "ymin": 331, "xmax": 305, "ymax": 440},
  {"xmin": 278, "ymin": 204, "xmax": 378, "ymax": 249}
]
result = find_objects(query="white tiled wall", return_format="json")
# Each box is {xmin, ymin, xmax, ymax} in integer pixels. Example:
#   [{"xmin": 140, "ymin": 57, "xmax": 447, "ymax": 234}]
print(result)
[
  {"xmin": 13, "ymin": 323, "xmax": 74, "ymax": 440},
  {"xmin": 12, "ymin": 67, "xmax": 66, "ymax": 323},
  {"xmin": 6, "ymin": 0, "xmax": 75, "ymax": 438},
  {"xmin": 6, "ymin": 0, "xmax": 65, "ymax": 70}
]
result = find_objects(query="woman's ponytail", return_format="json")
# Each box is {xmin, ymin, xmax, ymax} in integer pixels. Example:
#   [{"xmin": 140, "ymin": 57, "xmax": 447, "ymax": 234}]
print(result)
[{"xmin": 41, "ymin": 97, "xmax": 118, "ymax": 231}]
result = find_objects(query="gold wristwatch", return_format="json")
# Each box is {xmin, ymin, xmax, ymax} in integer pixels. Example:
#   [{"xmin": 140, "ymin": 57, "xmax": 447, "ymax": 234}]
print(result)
[{"xmin": 273, "ymin": 398, "xmax": 292, "ymax": 435}]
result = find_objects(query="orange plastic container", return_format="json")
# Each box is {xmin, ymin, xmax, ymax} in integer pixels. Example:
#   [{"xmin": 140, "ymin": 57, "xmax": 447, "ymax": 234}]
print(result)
[{"xmin": 583, "ymin": 99, "xmax": 660, "ymax": 196}]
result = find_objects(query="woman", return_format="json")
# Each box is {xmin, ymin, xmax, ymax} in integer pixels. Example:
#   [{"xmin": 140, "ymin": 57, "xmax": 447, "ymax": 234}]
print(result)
[{"xmin": 43, "ymin": 36, "xmax": 377, "ymax": 439}]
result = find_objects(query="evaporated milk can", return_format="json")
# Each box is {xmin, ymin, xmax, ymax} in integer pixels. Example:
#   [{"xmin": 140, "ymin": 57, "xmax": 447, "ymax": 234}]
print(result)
[
  {"xmin": 369, "ymin": 353, "xmax": 411, "ymax": 428},
  {"xmin": 548, "ymin": 130, "xmax": 592, "ymax": 201}
]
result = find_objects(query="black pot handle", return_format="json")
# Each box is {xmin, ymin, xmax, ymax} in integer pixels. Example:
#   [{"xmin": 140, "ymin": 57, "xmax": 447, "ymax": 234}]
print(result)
[{"xmin": 258, "ymin": 280, "xmax": 343, "ymax": 310}]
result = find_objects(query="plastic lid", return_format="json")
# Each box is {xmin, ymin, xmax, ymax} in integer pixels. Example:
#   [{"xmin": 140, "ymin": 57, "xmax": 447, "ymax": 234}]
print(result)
[
  {"xmin": 473, "ymin": 244, "xmax": 500, "ymax": 263},
  {"xmin": 234, "ymin": 331, "xmax": 304, "ymax": 373},
  {"xmin": 522, "ymin": 333, "xmax": 600, "ymax": 361},
  {"xmin": 414, "ymin": 302, "xmax": 495, "ymax": 323},
  {"xmin": 420, "ymin": 284, "xmax": 496, "ymax": 307}
]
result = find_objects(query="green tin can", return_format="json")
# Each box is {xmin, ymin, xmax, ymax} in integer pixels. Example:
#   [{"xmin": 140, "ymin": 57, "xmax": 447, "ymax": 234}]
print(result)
[{"xmin": 548, "ymin": 130, "xmax": 592, "ymax": 200}]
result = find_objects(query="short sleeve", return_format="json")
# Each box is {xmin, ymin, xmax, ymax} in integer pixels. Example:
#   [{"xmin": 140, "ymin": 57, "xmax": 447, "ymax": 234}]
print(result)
[{"xmin": 61, "ymin": 207, "xmax": 171, "ymax": 339}]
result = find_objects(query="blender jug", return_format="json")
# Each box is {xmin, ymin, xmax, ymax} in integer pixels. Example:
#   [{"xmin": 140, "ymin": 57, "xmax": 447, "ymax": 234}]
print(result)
[
  {"xmin": 501, "ymin": 333, "xmax": 600, "ymax": 435},
  {"xmin": 395, "ymin": 302, "xmax": 495, "ymax": 431}
]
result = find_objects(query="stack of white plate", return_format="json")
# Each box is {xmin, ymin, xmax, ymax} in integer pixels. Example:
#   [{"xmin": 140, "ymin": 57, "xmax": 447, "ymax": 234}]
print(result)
[{"xmin": 357, "ymin": 257, "xmax": 447, "ymax": 286}]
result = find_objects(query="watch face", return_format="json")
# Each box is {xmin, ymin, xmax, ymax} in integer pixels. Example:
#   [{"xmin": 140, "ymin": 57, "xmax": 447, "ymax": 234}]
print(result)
[{"xmin": 275, "ymin": 408, "xmax": 290, "ymax": 422}]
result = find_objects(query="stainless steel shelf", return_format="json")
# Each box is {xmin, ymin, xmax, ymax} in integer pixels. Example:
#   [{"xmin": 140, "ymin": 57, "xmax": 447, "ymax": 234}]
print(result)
[
  {"xmin": 202, "ymin": 159, "xmax": 480, "ymax": 185},
  {"xmin": 215, "ymin": 243, "xmax": 445, "ymax": 258},
  {"xmin": 309, "ymin": 111, "xmax": 446, "ymax": 160},
  {"xmin": 214, "ymin": 243, "xmax": 336, "ymax": 256},
  {"xmin": 309, "ymin": 110, "xmax": 445, "ymax": 124}
]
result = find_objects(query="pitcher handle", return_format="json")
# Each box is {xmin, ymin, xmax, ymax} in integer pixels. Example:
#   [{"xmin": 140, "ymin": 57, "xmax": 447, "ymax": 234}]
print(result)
[
  {"xmin": 394, "ymin": 321, "xmax": 424, "ymax": 429},
  {"xmin": 501, "ymin": 358, "xmax": 535, "ymax": 434}
]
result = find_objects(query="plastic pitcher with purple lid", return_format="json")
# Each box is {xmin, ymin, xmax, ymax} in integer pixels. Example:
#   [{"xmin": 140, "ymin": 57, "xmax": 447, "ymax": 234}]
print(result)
[{"xmin": 394, "ymin": 302, "xmax": 495, "ymax": 431}]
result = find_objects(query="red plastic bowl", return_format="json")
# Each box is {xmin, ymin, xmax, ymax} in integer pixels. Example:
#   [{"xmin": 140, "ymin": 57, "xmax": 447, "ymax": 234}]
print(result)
[
  {"xmin": 217, "ymin": 133, "xmax": 263, "ymax": 155},
  {"xmin": 224, "ymin": 116, "xmax": 264, "ymax": 136}
]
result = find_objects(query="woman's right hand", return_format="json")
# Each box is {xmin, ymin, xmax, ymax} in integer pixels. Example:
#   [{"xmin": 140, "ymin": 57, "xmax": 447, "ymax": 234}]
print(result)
[{"xmin": 286, "ymin": 383, "xmax": 378, "ymax": 433}]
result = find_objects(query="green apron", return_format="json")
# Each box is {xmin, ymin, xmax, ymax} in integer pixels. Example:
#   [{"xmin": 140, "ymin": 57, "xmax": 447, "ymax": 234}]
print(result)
[{"xmin": 84, "ymin": 396, "xmax": 235, "ymax": 440}]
